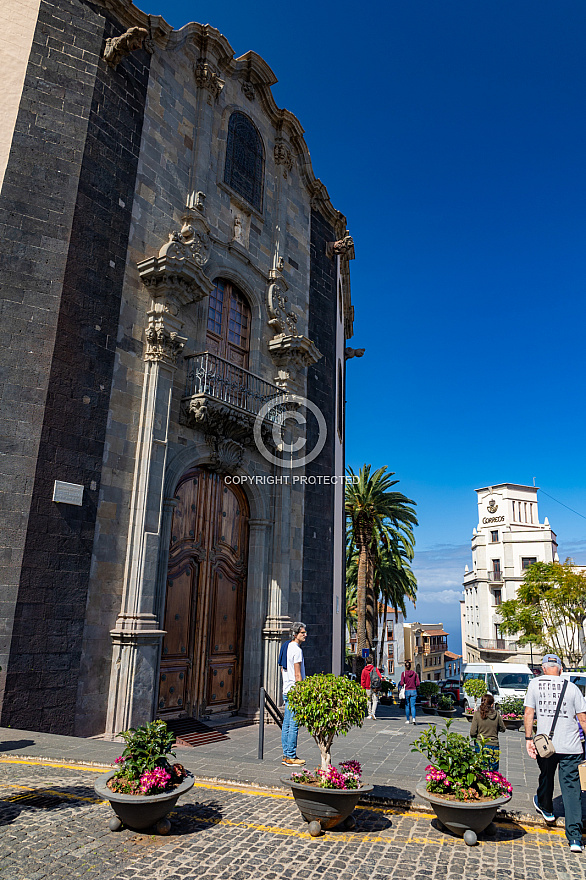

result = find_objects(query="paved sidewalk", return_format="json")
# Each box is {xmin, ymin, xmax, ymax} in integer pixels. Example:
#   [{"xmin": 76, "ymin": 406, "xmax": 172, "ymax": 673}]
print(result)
[{"xmin": 1, "ymin": 704, "xmax": 584, "ymax": 825}]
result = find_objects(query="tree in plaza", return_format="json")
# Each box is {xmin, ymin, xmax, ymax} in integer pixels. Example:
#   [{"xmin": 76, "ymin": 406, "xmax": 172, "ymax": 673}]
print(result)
[
  {"xmin": 345, "ymin": 465, "xmax": 418, "ymax": 656},
  {"xmin": 376, "ymin": 535, "xmax": 417, "ymax": 669},
  {"xmin": 497, "ymin": 560, "xmax": 586, "ymax": 667}
]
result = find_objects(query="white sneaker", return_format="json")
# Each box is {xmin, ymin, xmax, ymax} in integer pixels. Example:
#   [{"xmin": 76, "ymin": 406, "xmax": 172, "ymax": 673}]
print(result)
[
  {"xmin": 411, "ymin": 720, "xmax": 416, "ymax": 725},
  {"xmin": 405, "ymin": 720, "xmax": 410, "ymax": 724}
]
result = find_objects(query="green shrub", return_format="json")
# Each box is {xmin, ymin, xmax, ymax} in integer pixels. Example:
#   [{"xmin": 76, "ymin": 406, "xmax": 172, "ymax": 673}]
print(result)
[
  {"xmin": 419, "ymin": 681, "xmax": 440, "ymax": 700},
  {"xmin": 463, "ymin": 678, "xmax": 487, "ymax": 700},
  {"xmin": 437, "ymin": 693, "xmax": 455, "ymax": 710},
  {"xmin": 412, "ymin": 720, "xmax": 513, "ymax": 801},
  {"xmin": 498, "ymin": 696, "xmax": 525, "ymax": 718},
  {"xmin": 286, "ymin": 674, "xmax": 368, "ymax": 769}
]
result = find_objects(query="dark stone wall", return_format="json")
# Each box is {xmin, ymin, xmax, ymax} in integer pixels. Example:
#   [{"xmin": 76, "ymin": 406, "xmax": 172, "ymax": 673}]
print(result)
[
  {"xmin": 0, "ymin": 0, "xmax": 150, "ymax": 732},
  {"xmin": 301, "ymin": 209, "xmax": 337, "ymax": 674}
]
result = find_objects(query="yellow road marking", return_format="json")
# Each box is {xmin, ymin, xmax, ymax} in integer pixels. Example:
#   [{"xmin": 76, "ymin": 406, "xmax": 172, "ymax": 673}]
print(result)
[
  {"xmin": 0, "ymin": 760, "xmax": 571, "ymax": 846},
  {"xmin": 0, "ymin": 758, "xmax": 109, "ymax": 772}
]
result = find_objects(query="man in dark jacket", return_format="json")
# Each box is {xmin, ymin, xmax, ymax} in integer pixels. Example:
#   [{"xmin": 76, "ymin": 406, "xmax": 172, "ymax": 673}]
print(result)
[{"xmin": 360, "ymin": 654, "xmax": 383, "ymax": 719}]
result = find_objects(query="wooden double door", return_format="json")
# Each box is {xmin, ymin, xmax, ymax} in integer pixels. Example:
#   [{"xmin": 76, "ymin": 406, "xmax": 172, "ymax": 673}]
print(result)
[{"xmin": 157, "ymin": 467, "xmax": 249, "ymax": 719}]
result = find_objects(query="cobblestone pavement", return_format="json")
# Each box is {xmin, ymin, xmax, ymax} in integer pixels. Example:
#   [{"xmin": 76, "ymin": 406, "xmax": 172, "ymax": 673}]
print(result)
[{"xmin": 0, "ymin": 759, "xmax": 585, "ymax": 880}]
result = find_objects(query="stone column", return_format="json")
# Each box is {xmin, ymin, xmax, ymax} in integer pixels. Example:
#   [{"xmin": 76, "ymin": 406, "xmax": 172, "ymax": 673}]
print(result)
[
  {"xmin": 105, "ymin": 228, "xmax": 213, "ymax": 737},
  {"xmin": 262, "ymin": 478, "xmax": 293, "ymax": 704}
]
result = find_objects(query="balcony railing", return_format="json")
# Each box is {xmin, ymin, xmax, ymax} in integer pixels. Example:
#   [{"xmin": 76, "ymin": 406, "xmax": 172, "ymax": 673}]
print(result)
[
  {"xmin": 184, "ymin": 352, "xmax": 284, "ymax": 423},
  {"xmin": 478, "ymin": 638, "xmax": 517, "ymax": 651},
  {"xmin": 487, "ymin": 571, "xmax": 503, "ymax": 583}
]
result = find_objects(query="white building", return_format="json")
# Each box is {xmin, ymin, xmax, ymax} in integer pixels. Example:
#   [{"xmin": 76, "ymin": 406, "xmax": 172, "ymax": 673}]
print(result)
[{"xmin": 461, "ymin": 484, "xmax": 558, "ymax": 665}]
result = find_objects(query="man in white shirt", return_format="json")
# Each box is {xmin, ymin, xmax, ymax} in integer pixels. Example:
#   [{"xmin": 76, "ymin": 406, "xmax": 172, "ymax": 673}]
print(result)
[
  {"xmin": 524, "ymin": 653, "xmax": 586, "ymax": 853},
  {"xmin": 281, "ymin": 622, "xmax": 306, "ymax": 766}
]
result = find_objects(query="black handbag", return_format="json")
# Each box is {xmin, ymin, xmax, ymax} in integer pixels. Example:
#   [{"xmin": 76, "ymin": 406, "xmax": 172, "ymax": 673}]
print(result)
[{"xmin": 533, "ymin": 679, "xmax": 568, "ymax": 758}]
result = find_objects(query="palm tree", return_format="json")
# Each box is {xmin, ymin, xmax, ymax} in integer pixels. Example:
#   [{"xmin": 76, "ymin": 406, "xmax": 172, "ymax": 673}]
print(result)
[
  {"xmin": 375, "ymin": 536, "xmax": 417, "ymax": 668},
  {"xmin": 345, "ymin": 465, "xmax": 418, "ymax": 656}
]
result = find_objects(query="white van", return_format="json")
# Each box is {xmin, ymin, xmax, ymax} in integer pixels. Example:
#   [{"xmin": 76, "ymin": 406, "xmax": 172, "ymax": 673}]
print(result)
[{"xmin": 462, "ymin": 662, "xmax": 533, "ymax": 710}]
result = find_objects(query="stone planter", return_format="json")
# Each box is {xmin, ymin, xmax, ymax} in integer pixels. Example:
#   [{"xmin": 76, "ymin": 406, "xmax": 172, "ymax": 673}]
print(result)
[
  {"xmin": 464, "ymin": 713, "xmax": 474, "ymax": 722},
  {"xmin": 281, "ymin": 776, "xmax": 374, "ymax": 832},
  {"xmin": 95, "ymin": 769, "xmax": 194, "ymax": 833},
  {"xmin": 416, "ymin": 782, "xmax": 511, "ymax": 845},
  {"xmin": 503, "ymin": 718, "xmax": 523, "ymax": 730},
  {"xmin": 437, "ymin": 708, "xmax": 457, "ymax": 718},
  {"xmin": 421, "ymin": 704, "xmax": 437, "ymax": 715}
]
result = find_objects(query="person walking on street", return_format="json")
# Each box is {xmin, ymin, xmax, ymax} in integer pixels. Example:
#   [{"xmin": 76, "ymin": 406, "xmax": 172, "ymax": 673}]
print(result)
[
  {"xmin": 400, "ymin": 660, "xmax": 420, "ymax": 725},
  {"xmin": 470, "ymin": 693, "xmax": 505, "ymax": 770},
  {"xmin": 281, "ymin": 622, "xmax": 307, "ymax": 766},
  {"xmin": 360, "ymin": 654, "xmax": 383, "ymax": 719},
  {"xmin": 524, "ymin": 653, "xmax": 586, "ymax": 853}
]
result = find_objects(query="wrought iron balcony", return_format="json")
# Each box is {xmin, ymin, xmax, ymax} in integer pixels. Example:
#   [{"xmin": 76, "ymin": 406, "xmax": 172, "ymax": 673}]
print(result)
[
  {"xmin": 478, "ymin": 638, "xmax": 517, "ymax": 652},
  {"xmin": 180, "ymin": 351, "xmax": 286, "ymax": 454}
]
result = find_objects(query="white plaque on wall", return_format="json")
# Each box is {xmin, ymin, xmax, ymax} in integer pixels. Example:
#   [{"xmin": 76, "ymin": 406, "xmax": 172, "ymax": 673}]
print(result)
[{"xmin": 52, "ymin": 480, "xmax": 84, "ymax": 506}]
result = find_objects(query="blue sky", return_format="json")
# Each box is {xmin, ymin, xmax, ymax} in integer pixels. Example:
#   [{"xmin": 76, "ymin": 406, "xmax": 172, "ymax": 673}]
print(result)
[{"xmin": 158, "ymin": 1, "xmax": 586, "ymax": 651}]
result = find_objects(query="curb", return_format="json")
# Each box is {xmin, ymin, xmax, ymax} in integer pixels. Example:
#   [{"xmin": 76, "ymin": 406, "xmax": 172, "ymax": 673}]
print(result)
[{"xmin": 0, "ymin": 754, "xmax": 555, "ymax": 828}]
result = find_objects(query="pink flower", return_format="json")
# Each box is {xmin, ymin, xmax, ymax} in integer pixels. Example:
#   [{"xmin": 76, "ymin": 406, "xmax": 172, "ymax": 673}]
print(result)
[{"xmin": 139, "ymin": 766, "xmax": 171, "ymax": 794}]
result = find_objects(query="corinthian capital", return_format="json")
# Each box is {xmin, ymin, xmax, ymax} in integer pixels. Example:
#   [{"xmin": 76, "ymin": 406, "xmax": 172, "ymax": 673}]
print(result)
[{"xmin": 144, "ymin": 317, "xmax": 186, "ymax": 366}]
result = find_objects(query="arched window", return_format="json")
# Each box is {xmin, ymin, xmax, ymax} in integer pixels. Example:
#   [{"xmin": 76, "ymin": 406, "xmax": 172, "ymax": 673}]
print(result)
[
  {"xmin": 206, "ymin": 279, "xmax": 251, "ymax": 368},
  {"xmin": 224, "ymin": 112, "xmax": 264, "ymax": 211}
]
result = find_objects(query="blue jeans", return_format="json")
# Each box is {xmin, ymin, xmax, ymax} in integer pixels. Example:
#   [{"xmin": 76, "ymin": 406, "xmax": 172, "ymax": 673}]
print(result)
[
  {"xmin": 281, "ymin": 694, "xmax": 299, "ymax": 758},
  {"xmin": 405, "ymin": 690, "xmax": 417, "ymax": 721}
]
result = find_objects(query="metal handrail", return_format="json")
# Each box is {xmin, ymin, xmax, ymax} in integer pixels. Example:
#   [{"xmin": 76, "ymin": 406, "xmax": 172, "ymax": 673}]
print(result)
[{"xmin": 258, "ymin": 687, "xmax": 283, "ymax": 760}]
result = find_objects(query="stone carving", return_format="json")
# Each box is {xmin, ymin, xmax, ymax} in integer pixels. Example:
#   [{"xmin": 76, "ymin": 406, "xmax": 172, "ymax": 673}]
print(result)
[
  {"xmin": 326, "ymin": 230, "xmax": 355, "ymax": 261},
  {"xmin": 233, "ymin": 215, "xmax": 244, "ymax": 244},
  {"xmin": 144, "ymin": 320, "xmax": 186, "ymax": 365},
  {"xmin": 207, "ymin": 437, "xmax": 245, "ymax": 474},
  {"xmin": 103, "ymin": 27, "xmax": 149, "ymax": 68},
  {"xmin": 345, "ymin": 347, "xmax": 365, "ymax": 360},
  {"xmin": 274, "ymin": 140, "xmax": 293, "ymax": 176},
  {"xmin": 268, "ymin": 335, "xmax": 322, "ymax": 386},
  {"xmin": 178, "ymin": 213, "xmax": 211, "ymax": 267},
  {"xmin": 194, "ymin": 59, "xmax": 224, "ymax": 102},
  {"xmin": 267, "ymin": 279, "xmax": 298, "ymax": 336},
  {"xmin": 193, "ymin": 191, "xmax": 206, "ymax": 212},
  {"xmin": 241, "ymin": 80, "xmax": 256, "ymax": 101}
]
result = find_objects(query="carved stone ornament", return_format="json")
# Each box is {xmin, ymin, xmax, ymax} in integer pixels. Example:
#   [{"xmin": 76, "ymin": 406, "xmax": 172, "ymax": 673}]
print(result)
[
  {"xmin": 268, "ymin": 334, "xmax": 322, "ymax": 386},
  {"xmin": 103, "ymin": 27, "xmax": 149, "ymax": 68},
  {"xmin": 206, "ymin": 437, "xmax": 245, "ymax": 474},
  {"xmin": 326, "ymin": 230, "xmax": 355, "ymax": 261},
  {"xmin": 267, "ymin": 278, "xmax": 298, "ymax": 336},
  {"xmin": 137, "ymin": 222, "xmax": 214, "ymax": 308},
  {"xmin": 194, "ymin": 59, "xmax": 224, "ymax": 102},
  {"xmin": 274, "ymin": 140, "xmax": 293, "ymax": 176},
  {"xmin": 179, "ymin": 213, "xmax": 211, "ymax": 267},
  {"xmin": 345, "ymin": 347, "xmax": 365, "ymax": 360},
  {"xmin": 144, "ymin": 318, "xmax": 186, "ymax": 365},
  {"xmin": 241, "ymin": 80, "xmax": 256, "ymax": 101}
]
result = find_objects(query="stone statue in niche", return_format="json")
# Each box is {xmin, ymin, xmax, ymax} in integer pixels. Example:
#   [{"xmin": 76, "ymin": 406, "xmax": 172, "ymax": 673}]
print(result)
[
  {"xmin": 103, "ymin": 27, "xmax": 149, "ymax": 68},
  {"xmin": 233, "ymin": 215, "xmax": 244, "ymax": 244}
]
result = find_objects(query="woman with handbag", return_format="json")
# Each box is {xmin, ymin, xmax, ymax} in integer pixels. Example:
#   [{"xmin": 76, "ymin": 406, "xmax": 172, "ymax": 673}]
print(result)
[
  {"xmin": 469, "ymin": 693, "xmax": 505, "ymax": 770},
  {"xmin": 400, "ymin": 661, "xmax": 420, "ymax": 725}
]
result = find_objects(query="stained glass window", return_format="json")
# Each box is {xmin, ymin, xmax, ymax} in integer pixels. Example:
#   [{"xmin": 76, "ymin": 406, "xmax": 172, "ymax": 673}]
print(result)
[{"xmin": 224, "ymin": 112, "xmax": 264, "ymax": 211}]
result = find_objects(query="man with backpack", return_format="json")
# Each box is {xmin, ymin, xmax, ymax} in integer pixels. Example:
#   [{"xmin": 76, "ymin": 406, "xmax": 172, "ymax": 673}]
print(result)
[{"xmin": 360, "ymin": 654, "xmax": 383, "ymax": 719}]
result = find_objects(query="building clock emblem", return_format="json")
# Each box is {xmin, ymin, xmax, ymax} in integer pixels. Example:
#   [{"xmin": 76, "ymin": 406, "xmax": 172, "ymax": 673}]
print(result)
[{"xmin": 487, "ymin": 499, "xmax": 498, "ymax": 514}]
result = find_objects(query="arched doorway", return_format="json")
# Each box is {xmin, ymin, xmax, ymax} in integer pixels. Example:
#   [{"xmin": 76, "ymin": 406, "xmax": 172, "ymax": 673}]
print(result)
[{"xmin": 157, "ymin": 467, "xmax": 250, "ymax": 719}]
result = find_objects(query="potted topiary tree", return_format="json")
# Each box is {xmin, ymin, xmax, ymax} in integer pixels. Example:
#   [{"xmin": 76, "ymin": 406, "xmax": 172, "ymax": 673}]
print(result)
[
  {"xmin": 281, "ymin": 673, "xmax": 374, "ymax": 835},
  {"xmin": 412, "ymin": 720, "xmax": 512, "ymax": 845},
  {"xmin": 419, "ymin": 681, "xmax": 440, "ymax": 715},
  {"xmin": 463, "ymin": 678, "xmax": 487, "ymax": 721},
  {"xmin": 94, "ymin": 720, "xmax": 194, "ymax": 834}
]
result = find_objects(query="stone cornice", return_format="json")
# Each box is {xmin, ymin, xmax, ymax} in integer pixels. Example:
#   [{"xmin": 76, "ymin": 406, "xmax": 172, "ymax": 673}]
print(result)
[{"xmin": 94, "ymin": 3, "xmax": 347, "ymax": 236}]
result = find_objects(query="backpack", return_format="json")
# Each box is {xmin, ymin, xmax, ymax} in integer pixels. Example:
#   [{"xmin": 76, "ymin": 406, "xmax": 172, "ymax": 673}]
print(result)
[{"xmin": 369, "ymin": 666, "xmax": 382, "ymax": 690}]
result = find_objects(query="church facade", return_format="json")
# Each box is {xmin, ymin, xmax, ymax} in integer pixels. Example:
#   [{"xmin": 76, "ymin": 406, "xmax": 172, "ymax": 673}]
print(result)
[{"xmin": 0, "ymin": 0, "xmax": 356, "ymax": 736}]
